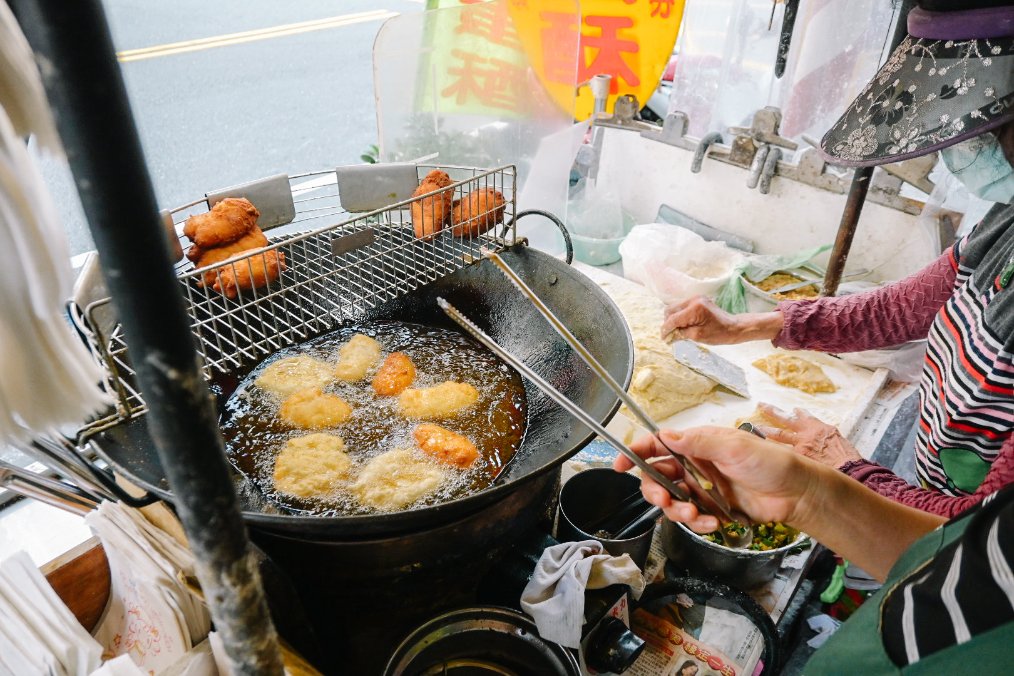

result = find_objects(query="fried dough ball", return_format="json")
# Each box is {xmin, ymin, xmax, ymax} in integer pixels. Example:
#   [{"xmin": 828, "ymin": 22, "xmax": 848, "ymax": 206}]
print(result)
[
  {"xmin": 189, "ymin": 228, "xmax": 270, "ymax": 285},
  {"xmin": 255, "ymin": 355, "xmax": 334, "ymax": 398},
  {"xmin": 412, "ymin": 423, "xmax": 479, "ymax": 469},
  {"xmin": 372, "ymin": 352, "xmax": 416, "ymax": 396},
  {"xmin": 451, "ymin": 188, "xmax": 506, "ymax": 237},
  {"xmin": 273, "ymin": 433, "xmax": 351, "ymax": 499},
  {"xmin": 184, "ymin": 197, "xmax": 260, "ymax": 248},
  {"xmin": 334, "ymin": 334, "xmax": 382, "ymax": 382},
  {"xmin": 213, "ymin": 250, "xmax": 286, "ymax": 299},
  {"xmin": 411, "ymin": 170, "xmax": 454, "ymax": 240},
  {"xmin": 350, "ymin": 447, "xmax": 446, "ymax": 511},
  {"xmin": 398, "ymin": 381, "xmax": 480, "ymax": 419},
  {"xmin": 278, "ymin": 387, "xmax": 352, "ymax": 429}
]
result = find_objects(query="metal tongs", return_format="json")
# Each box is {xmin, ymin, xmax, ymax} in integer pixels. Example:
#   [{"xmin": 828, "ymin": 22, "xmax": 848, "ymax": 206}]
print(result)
[{"xmin": 438, "ymin": 254, "xmax": 754, "ymax": 549}]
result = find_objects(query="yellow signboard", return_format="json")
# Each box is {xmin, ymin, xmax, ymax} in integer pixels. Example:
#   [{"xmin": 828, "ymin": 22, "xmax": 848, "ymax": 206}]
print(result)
[{"xmin": 508, "ymin": 0, "xmax": 684, "ymax": 120}]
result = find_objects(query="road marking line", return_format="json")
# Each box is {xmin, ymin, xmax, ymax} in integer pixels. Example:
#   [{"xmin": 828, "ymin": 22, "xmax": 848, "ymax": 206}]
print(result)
[{"xmin": 117, "ymin": 10, "xmax": 399, "ymax": 63}]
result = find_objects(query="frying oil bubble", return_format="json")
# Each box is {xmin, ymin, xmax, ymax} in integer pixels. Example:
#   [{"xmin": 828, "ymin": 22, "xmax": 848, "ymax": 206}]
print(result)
[{"xmin": 220, "ymin": 320, "xmax": 527, "ymax": 515}]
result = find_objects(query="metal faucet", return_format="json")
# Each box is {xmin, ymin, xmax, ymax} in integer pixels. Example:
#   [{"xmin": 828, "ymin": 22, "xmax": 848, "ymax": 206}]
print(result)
[{"xmin": 691, "ymin": 132, "xmax": 724, "ymax": 173}]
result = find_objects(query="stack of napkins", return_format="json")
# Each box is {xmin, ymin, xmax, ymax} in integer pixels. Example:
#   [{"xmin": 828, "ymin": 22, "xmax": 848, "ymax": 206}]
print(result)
[
  {"xmin": 0, "ymin": 551, "xmax": 103, "ymax": 675},
  {"xmin": 86, "ymin": 501, "xmax": 211, "ymax": 674}
]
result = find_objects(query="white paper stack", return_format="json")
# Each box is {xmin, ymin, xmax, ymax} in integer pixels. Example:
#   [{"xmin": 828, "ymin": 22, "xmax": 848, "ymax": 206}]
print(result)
[
  {"xmin": 0, "ymin": 2, "xmax": 111, "ymax": 446},
  {"xmin": 0, "ymin": 551, "xmax": 104, "ymax": 676},
  {"xmin": 85, "ymin": 501, "xmax": 212, "ymax": 674}
]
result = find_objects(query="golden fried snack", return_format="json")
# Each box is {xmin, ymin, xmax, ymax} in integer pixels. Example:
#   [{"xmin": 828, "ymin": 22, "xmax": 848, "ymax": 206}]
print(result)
[
  {"xmin": 411, "ymin": 170, "xmax": 454, "ymax": 240},
  {"xmin": 412, "ymin": 423, "xmax": 479, "ymax": 469},
  {"xmin": 752, "ymin": 355, "xmax": 837, "ymax": 394},
  {"xmin": 350, "ymin": 447, "xmax": 446, "ymax": 511},
  {"xmin": 184, "ymin": 197, "xmax": 260, "ymax": 248},
  {"xmin": 255, "ymin": 355, "xmax": 335, "ymax": 398},
  {"xmin": 398, "ymin": 381, "xmax": 480, "ymax": 419},
  {"xmin": 451, "ymin": 188, "xmax": 506, "ymax": 238},
  {"xmin": 192, "ymin": 231, "xmax": 269, "ymax": 287},
  {"xmin": 213, "ymin": 250, "xmax": 285, "ymax": 299},
  {"xmin": 372, "ymin": 352, "xmax": 416, "ymax": 396},
  {"xmin": 273, "ymin": 433, "xmax": 351, "ymax": 499},
  {"xmin": 279, "ymin": 387, "xmax": 353, "ymax": 429},
  {"xmin": 334, "ymin": 334, "xmax": 382, "ymax": 382}
]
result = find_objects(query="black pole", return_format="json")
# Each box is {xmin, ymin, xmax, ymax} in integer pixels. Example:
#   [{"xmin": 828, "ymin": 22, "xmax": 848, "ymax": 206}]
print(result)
[
  {"xmin": 10, "ymin": 1, "xmax": 284, "ymax": 672},
  {"xmin": 821, "ymin": 0, "xmax": 915, "ymax": 297}
]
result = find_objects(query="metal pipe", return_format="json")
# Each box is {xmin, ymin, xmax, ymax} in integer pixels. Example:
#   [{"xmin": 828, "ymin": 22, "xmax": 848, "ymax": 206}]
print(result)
[
  {"xmin": 691, "ymin": 132, "xmax": 724, "ymax": 174},
  {"xmin": 10, "ymin": 1, "xmax": 284, "ymax": 673},
  {"xmin": 821, "ymin": 166, "xmax": 873, "ymax": 296},
  {"xmin": 821, "ymin": 0, "xmax": 915, "ymax": 296}
]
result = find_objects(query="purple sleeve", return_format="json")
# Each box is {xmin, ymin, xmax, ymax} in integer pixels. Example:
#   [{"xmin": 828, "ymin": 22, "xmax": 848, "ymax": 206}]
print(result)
[
  {"xmin": 772, "ymin": 251, "xmax": 957, "ymax": 353},
  {"xmin": 838, "ymin": 435, "xmax": 1014, "ymax": 518}
]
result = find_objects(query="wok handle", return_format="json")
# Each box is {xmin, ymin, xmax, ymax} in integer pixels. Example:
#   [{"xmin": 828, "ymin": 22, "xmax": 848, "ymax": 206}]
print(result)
[
  {"xmin": 505, "ymin": 209, "xmax": 574, "ymax": 265},
  {"xmin": 31, "ymin": 436, "xmax": 159, "ymax": 508}
]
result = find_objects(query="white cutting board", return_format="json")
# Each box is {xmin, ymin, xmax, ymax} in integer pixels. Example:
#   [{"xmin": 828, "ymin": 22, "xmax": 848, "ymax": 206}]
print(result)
[{"xmin": 573, "ymin": 262, "xmax": 888, "ymax": 442}]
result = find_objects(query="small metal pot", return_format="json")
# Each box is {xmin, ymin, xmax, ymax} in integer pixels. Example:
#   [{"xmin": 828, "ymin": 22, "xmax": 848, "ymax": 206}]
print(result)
[
  {"xmin": 557, "ymin": 468, "xmax": 655, "ymax": 569},
  {"xmin": 661, "ymin": 520, "xmax": 808, "ymax": 590},
  {"xmin": 384, "ymin": 607, "xmax": 580, "ymax": 675}
]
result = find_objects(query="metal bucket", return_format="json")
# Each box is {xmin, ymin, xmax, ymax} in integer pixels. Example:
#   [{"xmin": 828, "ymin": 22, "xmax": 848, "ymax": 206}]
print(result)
[
  {"xmin": 384, "ymin": 607, "xmax": 580, "ymax": 675},
  {"xmin": 661, "ymin": 520, "xmax": 808, "ymax": 590}
]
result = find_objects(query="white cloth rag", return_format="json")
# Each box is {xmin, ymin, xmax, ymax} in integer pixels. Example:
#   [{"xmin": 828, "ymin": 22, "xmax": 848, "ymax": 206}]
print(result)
[{"xmin": 520, "ymin": 540, "xmax": 645, "ymax": 649}]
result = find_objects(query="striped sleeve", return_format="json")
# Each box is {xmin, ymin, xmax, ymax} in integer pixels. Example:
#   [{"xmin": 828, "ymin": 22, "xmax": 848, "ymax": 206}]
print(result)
[{"xmin": 881, "ymin": 487, "xmax": 1014, "ymax": 666}]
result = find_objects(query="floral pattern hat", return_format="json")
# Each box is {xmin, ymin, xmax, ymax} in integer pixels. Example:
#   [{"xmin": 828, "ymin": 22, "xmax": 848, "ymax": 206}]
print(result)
[{"xmin": 821, "ymin": 0, "xmax": 1014, "ymax": 167}]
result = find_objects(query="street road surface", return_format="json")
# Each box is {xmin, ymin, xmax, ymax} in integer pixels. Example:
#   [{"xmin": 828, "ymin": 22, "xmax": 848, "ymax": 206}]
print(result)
[{"xmin": 37, "ymin": 0, "xmax": 424, "ymax": 254}]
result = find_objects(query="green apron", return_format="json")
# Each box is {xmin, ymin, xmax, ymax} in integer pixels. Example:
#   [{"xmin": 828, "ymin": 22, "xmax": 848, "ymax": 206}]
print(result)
[{"xmin": 804, "ymin": 512, "xmax": 1014, "ymax": 674}]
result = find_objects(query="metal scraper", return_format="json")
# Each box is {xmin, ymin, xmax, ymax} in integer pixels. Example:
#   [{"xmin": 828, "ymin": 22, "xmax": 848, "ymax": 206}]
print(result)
[{"xmin": 672, "ymin": 340, "xmax": 751, "ymax": 398}]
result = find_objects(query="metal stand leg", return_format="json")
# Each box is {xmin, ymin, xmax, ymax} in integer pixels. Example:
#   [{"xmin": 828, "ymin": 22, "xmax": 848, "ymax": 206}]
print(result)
[{"xmin": 10, "ymin": 1, "xmax": 284, "ymax": 672}]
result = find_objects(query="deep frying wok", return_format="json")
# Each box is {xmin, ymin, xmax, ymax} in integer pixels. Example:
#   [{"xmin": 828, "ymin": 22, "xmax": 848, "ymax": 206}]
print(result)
[{"xmin": 88, "ymin": 243, "xmax": 633, "ymax": 538}]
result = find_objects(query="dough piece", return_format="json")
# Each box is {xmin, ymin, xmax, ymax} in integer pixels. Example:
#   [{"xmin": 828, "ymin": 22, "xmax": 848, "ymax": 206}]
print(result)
[
  {"xmin": 273, "ymin": 433, "xmax": 351, "ymax": 499},
  {"xmin": 450, "ymin": 188, "xmax": 506, "ymax": 237},
  {"xmin": 278, "ymin": 387, "xmax": 352, "ymax": 429},
  {"xmin": 752, "ymin": 355, "xmax": 837, "ymax": 394},
  {"xmin": 411, "ymin": 170, "xmax": 454, "ymax": 239},
  {"xmin": 255, "ymin": 355, "xmax": 334, "ymax": 398},
  {"xmin": 184, "ymin": 197, "xmax": 259, "ymax": 248},
  {"xmin": 351, "ymin": 448, "xmax": 446, "ymax": 511},
  {"xmin": 212, "ymin": 250, "xmax": 285, "ymax": 299},
  {"xmin": 398, "ymin": 381, "xmax": 480, "ymax": 419},
  {"xmin": 334, "ymin": 334, "xmax": 382, "ymax": 382},
  {"xmin": 190, "ymin": 227, "xmax": 270, "ymax": 288},
  {"xmin": 372, "ymin": 352, "xmax": 416, "ymax": 396},
  {"xmin": 413, "ymin": 423, "xmax": 479, "ymax": 469},
  {"xmin": 594, "ymin": 275, "xmax": 715, "ymax": 420}
]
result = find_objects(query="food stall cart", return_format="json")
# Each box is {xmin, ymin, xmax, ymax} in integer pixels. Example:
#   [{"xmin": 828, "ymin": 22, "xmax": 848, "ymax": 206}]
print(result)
[{"xmin": 0, "ymin": 0, "xmax": 964, "ymax": 674}]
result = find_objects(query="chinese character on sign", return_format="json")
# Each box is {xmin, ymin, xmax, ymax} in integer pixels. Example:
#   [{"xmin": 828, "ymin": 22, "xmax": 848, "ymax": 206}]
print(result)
[
  {"xmin": 441, "ymin": 48, "xmax": 525, "ymax": 112},
  {"xmin": 651, "ymin": 0, "xmax": 675, "ymax": 18},
  {"xmin": 582, "ymin": 15, "xmax": 640, "ymax": 93},
  {"xmin": 537, "ymin": 11, "xmax": 640, "ymax": 94},
  {"xmin": 537, "ymin": 11, "xmax": 581, "ymax": 84},
  {"xmin": 456, "ymin": 1, "xmax": 522, "ymax": 49}
]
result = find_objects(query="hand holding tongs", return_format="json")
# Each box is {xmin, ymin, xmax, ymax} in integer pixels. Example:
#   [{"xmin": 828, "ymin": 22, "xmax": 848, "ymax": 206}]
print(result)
[{"xmin": 439, "ymin": 254, "xmax": 754, "ymax": 549}]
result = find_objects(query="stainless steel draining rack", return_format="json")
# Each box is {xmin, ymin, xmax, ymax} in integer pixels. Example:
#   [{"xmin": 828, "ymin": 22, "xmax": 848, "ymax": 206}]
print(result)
[{"xmin": 75, "ymin": 164, "xmax": 518, "ymax": 438}]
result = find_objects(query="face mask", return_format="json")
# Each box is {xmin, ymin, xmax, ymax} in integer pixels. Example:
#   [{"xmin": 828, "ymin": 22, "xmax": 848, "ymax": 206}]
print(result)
[{"xmin": 940, "ymin": 132, "xmax": 1014, "ymax": 204}]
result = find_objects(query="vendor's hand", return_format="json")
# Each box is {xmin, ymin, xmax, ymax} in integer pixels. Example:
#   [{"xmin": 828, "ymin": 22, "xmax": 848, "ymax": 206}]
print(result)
[
  {"xmin": 613, "ymin": 427, "xmax": 821, "ymax": 533},
  {"xmin": 754, "ymin": 404, "xmax": 862, "ymax": 470},
  {"xmin": 660, "ymin": 296, "xmax": 783, "ymax": 345}
]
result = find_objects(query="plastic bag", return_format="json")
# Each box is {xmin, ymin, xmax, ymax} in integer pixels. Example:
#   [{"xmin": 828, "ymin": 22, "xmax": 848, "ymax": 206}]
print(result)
[
  {"xmin": 715, "ymin": 244, "xmax": 832, "ymax": 314},
  {"xmin": 838, "ymin": 340, "xmax": 927, "ymax": 382},
  {"xmin": 618, "ymin": 224, "xmax": 744, "ymax": 304},
  {"xmin": 568, "ymin": 178, "xmax": 625, "ymax": 240}
]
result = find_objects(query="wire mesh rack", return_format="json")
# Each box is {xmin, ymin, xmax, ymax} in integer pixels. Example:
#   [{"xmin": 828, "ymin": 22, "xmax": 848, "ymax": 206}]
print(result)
[{"xmin": 76, "ymin": 164, "xmax": 518, "ymax": 437}]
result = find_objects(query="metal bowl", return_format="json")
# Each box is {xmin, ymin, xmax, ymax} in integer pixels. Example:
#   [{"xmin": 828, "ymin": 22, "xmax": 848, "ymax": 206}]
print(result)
[
  {"xmin": 661, "ymin": 520, "xmax": 809, "ymax": 590},
  {"xmin": 384, "ymin": 607, "xmax": 580, "ymax": 675}
]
